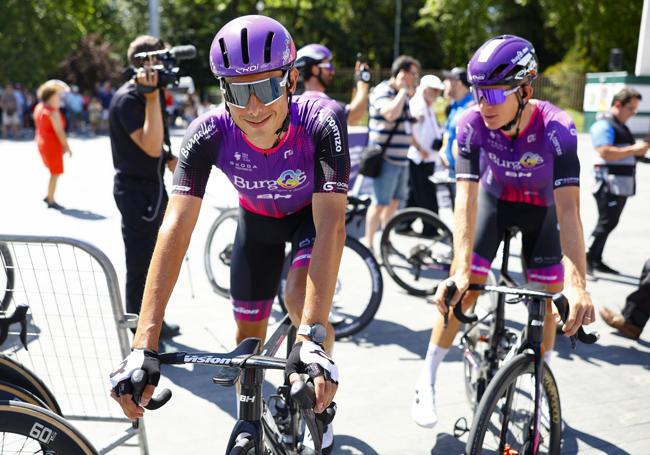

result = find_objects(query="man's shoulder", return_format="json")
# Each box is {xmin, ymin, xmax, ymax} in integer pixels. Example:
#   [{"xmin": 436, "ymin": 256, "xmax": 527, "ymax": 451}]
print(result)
[
  {"xmin": 111, "ymin": 83, "xmax": 143, "ymax": 109},
  {"xmin": 535, "ymin": 100, "xmax": 575, "ymax": 131},
  {"xmin": 180, "ymin": 108, "xmax": 228, "ymax": 157}
]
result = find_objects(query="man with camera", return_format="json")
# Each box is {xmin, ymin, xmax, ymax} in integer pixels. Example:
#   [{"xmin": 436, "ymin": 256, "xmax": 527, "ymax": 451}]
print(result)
[{"xmin": 109, "ymin": 35, "xmax": 179, "ymax": 339}]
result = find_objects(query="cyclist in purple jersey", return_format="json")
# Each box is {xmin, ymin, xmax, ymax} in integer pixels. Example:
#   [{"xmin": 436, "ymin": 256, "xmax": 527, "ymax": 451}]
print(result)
[
  {"xmin": 110, "ymin": 17, "xmax": 348, "ymax": 439},
  {"xmin": 412, "ymin": 35, "xmax": 595, "ymax": 429}
]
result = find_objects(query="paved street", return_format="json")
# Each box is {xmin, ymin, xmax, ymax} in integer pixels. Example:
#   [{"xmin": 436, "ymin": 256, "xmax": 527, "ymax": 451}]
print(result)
[{"xmin": 1, "ymin": 131, "xmax": 649, "ymax": 454}]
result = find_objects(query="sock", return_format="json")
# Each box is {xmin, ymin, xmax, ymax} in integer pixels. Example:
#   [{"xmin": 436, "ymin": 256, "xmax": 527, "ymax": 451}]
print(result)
[
  {"xmin": 418, "ymin": 344, "xmax": 449, "ymax": 386},
  {"xmin": 543, "ymin": 350, "xmax": 554, "ymax": 366}
]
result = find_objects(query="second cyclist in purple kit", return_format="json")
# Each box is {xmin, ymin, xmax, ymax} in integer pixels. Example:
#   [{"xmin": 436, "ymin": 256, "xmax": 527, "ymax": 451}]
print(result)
[
  {"xmin": 411, "ymin": 35, "xmax": 595, "ymax": 429},
  {"xmin": 110, "ymin": 16, "xmax": 349, "ymax": 453}
]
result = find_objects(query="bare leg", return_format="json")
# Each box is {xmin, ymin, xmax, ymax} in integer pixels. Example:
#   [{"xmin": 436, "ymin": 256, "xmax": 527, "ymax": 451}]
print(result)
[
  {"xmin": 380, "ymin": 199, "xmax": 401, "ymax": 228},
  {"xmin": 363, "ymin": 203, "xmax": 386, "ymax": 251},
  {"xmin": 47, "ymin": 174, "xmax": 60, "ymax": 203}
]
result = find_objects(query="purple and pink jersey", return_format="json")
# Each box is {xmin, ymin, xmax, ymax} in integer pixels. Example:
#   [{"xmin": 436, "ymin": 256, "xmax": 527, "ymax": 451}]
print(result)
[
  {"xmin": 455, "ymin": 100, "xmax": 580, "ymax": 207},
  {"xmin": 172, "ymin": 95, "xmax": 350, "ymax": 218}
]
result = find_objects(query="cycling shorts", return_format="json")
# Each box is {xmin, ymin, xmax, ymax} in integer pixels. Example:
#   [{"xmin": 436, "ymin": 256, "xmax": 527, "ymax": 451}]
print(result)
[
  {"xmin": 230, "ymin": 205, "xmax": 316, "ymax": 322},
  {"xmin": 471, "ymin": 189, "xmax": 564, "ymax": 285}
]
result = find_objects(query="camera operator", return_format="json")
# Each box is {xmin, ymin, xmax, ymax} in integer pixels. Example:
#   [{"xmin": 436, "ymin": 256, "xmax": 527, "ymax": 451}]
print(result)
[{"xmin": 109, "ymin": 35, "xmax": 179, "ymax": 339}]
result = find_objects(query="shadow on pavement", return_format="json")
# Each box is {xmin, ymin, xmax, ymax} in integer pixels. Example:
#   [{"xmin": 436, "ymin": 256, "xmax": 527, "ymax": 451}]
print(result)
[
  {"xmin": 589, "ymin": 273, "xmax": 639, "ymax": 286},
  {"xmin": 554, "ymin": 334, "xmax": 650, "ymax": 369},
  {"xmin": 59, "ymin": 207, "xmax": 107, "ymax": 220},
  {"xmin": 334, "ymin": 434, "xmax": 380, "ymax": 454},
  {"xmin": 562, "ymin": 421, "xmax": 631, "ymax": 454},
  {"xmin": 430, "ymin": 432, "xmax": 465, "ymax": 454}
]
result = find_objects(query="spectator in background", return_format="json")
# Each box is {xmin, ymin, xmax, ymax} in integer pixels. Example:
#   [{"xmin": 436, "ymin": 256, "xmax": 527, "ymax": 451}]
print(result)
[
  {"xmin": 98, "ymin": 81, "xmax": 114, "ymax": 132},
  {"xmin": 404, "ymin": 75, "xmax": 445, "ymax": 230},
  {"xmin": 88, "ymin": 96, "xmax": 103, "ymax": 135},
  {"xmin": 33, "ymin": 79, "xmax": 72, "ymax": 209},
  {"xmin": 441, "ymin": 67, "xmax": 473, "ymax": 193},
  {"xmin": 586, "ymin": 88, "xmax": 649, "ymax": 276},
  {"xmin": 13, "ymin": 83, "xmax": 26, "ymax": 136},
  {"xmin": 197, "ymin": 94, "xmax": 217, "ymax": 116},
  {"xmin": 362, "ymin": 55, "xmax": 420, "ymax": 251},
  {"xmin": 1, "ymin": 83, "xmax": 22, "ymax": 139},
  {"xmin": 65, "ymin": 85, "xmax": 85, "ymax": 134}
]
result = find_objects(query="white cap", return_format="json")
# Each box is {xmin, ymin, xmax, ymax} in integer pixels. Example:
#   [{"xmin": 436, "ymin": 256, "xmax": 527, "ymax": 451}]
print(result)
[{"xmin": 420, "ymin": 74, "xmax": 445, "ymax": 90}]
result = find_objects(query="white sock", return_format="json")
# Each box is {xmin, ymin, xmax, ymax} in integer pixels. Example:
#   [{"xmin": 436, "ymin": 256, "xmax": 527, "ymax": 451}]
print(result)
[
  {"xmin": 543, "ymin": 351, "xmax": 554, "ymax": 366},
  {"xmin": 418, "ymin": 344, "xmax": 449, "ymax": 386}
]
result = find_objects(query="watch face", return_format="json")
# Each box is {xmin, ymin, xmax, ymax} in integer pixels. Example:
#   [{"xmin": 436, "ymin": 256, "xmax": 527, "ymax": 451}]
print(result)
[{"xmin": 361, "ymin": 72, "xmax": 371, "ymax": 82}]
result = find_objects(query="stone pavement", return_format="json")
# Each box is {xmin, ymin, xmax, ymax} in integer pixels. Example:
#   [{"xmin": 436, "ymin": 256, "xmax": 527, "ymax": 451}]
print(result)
[{"xmin": 0, "ymin": 132, "xmax": 649, "ymax": 454}]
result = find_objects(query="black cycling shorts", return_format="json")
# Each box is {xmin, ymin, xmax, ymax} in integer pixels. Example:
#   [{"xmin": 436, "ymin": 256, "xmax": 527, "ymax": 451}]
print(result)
[
  {"xmin": 471, "ymin": 189, "xmax": 564, "ymax": 285},
  {"xmin": 230, "ymin": 205, "xmax": 316, "ymax": 322}
]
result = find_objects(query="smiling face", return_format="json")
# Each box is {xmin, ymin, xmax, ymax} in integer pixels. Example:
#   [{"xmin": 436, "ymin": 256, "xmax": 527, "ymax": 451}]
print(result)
[{"xmin": 225, "ymin": 68, "xmax": 298, "ymax": 147}]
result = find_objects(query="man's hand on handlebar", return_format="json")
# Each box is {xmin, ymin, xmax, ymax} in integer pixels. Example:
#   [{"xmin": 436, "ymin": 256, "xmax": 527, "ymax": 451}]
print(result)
[
  {"xmin": 561, "ymin": 286, "xmax": 596, "ymax": 337},
  {"xmin": 432, "ymin": 273, "xmax": 470, "ymax": 316},
  {"xmin": 109, "ymin": 349, "xmax": 160, "ymax": 420}
]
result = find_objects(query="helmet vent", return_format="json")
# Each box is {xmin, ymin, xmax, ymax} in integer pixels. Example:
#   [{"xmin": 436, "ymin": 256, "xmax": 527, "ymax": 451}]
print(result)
[
  {"xmin": 264, "ymin": 32, "xmax": 274, "ymax": 64},
  {"xmin": 488, "ymin": 64, "xmax": 508, "ymax": 81},
  {"xmin": 241, "ymin": 28, "xmax": 250, "ymax": 64},
  {"xmin": 219, "ymin": 38, "xmax": 230, "ymax": 68}
]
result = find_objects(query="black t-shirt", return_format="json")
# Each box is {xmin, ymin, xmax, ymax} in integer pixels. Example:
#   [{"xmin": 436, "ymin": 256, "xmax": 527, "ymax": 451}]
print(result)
[{"xmin": 109, "ymin": 82, "xmax": 165, "ymax": 185}]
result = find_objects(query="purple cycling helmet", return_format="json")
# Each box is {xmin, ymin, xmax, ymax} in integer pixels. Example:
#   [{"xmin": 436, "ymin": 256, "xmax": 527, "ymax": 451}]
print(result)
[
  {"xmin": 210, "ymin": 15, "xmax": 296, "ymax": 78},
  {"xmin": 467, "ymin": 35, "xmax": 538, "ymax": 87},
  {"xmin": 295, "ymin": 44, "xmax": 333, "ymax": 68}
]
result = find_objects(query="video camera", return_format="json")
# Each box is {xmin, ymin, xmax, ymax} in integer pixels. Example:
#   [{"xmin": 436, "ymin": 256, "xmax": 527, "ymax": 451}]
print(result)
[{"xmin": 124, "ymin": 45, "xmax": 197, "ymax": 93}]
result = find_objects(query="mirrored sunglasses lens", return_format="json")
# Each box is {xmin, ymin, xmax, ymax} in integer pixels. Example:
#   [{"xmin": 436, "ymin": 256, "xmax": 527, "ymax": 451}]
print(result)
[
  {"xmin": 253, "ymin": 77, "xmax": 285, "ymax": 105},
  {"xmin": 476, "ymin": 88, "xmax": 507, "ymax": 105},
  {"xmin": 224, "ymin": 83, "xmax": 253, "ymax": 108}
]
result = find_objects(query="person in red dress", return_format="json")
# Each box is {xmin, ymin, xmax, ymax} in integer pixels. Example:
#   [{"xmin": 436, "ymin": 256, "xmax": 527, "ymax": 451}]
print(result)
[{"xmin": 34, "ymin": 80, "xmax": 72, "ymax": 209}]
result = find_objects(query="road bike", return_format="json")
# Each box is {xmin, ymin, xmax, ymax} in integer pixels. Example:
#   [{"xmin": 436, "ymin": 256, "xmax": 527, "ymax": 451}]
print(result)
[
  {"xmin": 135, "ymin": 314, "xmax": 334, "ymax": 454},
  {"xmin": 204, "ymin": 196, "xmax": 383, "ymax": 339},
  {"xmin": 445, "ymin": 230, "xmax": 599, "ymax": 454}
]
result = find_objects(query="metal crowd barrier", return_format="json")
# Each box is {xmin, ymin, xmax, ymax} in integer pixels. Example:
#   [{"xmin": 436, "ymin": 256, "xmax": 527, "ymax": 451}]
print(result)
[{"xmin": 0, "ymin": 234, "xmax": 148, "ymax": 454}]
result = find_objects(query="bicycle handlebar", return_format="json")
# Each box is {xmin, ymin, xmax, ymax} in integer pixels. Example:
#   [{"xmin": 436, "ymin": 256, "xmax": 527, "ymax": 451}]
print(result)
[{"xmin": 442, "ymin": 280, "xmax": 599, "ymax": 347}]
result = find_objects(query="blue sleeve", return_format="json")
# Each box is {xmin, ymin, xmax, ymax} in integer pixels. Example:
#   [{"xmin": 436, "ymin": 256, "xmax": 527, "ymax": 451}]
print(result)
[{"xmin": 590, "ymin": 120, "xmax": 614, "ymax": 148}]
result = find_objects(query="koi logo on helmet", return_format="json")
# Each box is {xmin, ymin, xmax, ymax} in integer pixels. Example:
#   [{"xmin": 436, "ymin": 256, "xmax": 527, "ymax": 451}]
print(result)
[{"xmin": 236, "ymin": 64, "xmax": 260, "ymax": 74}]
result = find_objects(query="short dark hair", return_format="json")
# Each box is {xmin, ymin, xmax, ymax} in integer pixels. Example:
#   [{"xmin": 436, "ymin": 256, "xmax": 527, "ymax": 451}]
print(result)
[
  {"xmin": 127, "ymin": 35, "xmax": 165, "ymax": 66},
  {"xmin": 611, "ymin": 87, "xmax": 642, "ymax": 107},
  {"xmin": 391, "ymin": 55, "xmax": 420, "ymax": 78}
]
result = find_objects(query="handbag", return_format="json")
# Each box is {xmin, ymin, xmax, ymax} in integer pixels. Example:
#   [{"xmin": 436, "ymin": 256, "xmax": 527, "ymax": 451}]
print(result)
[{"xmin": 359, "ymin": 122, "xmax": 400, "ymax": 178}]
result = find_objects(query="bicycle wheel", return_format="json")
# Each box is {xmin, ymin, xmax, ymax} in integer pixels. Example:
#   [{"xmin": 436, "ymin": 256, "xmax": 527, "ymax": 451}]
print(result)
[
  {"xmin": 466, "ymin": 353, "xmax": 562, "ymax": 455},
  {"xmin": 380, "ymin": 208, "xmax": 453, "ymax": 296},
  {"xmin": 278, "ymin": 237, "xmax": 383, "ymax": 339},
  {"xmin": 0, "ymin": 400, "xmax": 98, "ymax": 454},
  {"xmin": 204, "ymin": 208, "xmax": 239, "ymax": 298},
  {"xmin": 0, "ymin": 242, "xmax": 15, "ymax": 312},
  {"xmin": 0, "ymin": 354, "xmax": 62, "ymax": 415}
]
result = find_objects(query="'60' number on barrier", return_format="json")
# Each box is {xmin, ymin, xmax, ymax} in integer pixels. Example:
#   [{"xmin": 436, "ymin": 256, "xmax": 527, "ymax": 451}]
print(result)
[{"xmin": 29, "ymin": 422, "xmax": 56, "ymax": 444}]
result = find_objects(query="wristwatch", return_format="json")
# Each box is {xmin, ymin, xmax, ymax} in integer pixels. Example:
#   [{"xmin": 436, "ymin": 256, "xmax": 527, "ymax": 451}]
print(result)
[{"xmin": 297, "ymin": 323, "xmax": 327, "ymax": 344}]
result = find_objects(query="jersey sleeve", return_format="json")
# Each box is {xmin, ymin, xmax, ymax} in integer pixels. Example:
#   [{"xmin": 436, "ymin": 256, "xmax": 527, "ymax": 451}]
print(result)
[
  {"xmin": 172, "ymin": 115, "xmax": 220, "ymax": 198},
  {"xmin": 454, "ymin": 109, "xmax": 481, "ymax": 182},
  {"xmin": 589, "ymin": 119, "xmax": 615, "ymax": 148},
  {"xmin": 114, "ymin": 91, "xmax": 145, "ymax": 135},
  {"xmin": 549, "ymin": 116, "xmax": 580, "ymax": 189},
  {"xmin": 313, "ymin": 103, "xmax": 351, "ymax": 194}
]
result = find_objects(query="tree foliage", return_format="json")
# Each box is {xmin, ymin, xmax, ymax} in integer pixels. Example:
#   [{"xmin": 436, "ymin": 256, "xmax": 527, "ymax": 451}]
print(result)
[{"xmin": 0, "ymin": 0, "xmax": 644, "ymax": 92}]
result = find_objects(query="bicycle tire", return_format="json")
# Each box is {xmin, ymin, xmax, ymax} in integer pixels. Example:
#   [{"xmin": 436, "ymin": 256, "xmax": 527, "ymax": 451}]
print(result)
[
  {"xmin": 380, "ymin": 208, "xmax": 453, "ymax": 296},
  {"xmin": 204, "ymin": 208, "xmax": 239, "ymax": 298},
  {"xmin": 278, "ymin": 236, "xmax": 383, "ymax": 339},
  {"xmin": 0, "ymin": 354, "xmax": 62, "ymax": 415},
  {"xmin": 0, "ymin": 400, "xmax": 98, "ymax": 454},
  {"xmin": 0, "ymin": 242, "xmax": 15, "ymax": 311},
  {"xmin": 466, "ymin": 352, "xmax": 562, "ymax": 455},
  {"xmin": 228, "ymin": 433, "xmax": 255, "ymax": 455},
  {"xmin": 0, "ymin": 380, "xmax": 50, "ymax": 409}
]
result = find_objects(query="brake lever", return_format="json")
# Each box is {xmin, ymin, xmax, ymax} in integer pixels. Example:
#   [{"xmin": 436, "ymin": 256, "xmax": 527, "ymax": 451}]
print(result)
[
  {"xmin": 552, "ymin": 294, "xmax": 599, "ymax": 348},
  {"xmin": 443, "ymin": 281, "xmax": 456, "ymax": 328},
  {"xmin": 0, "ymin": 304, "xmax": 29, "ymax": 349}
]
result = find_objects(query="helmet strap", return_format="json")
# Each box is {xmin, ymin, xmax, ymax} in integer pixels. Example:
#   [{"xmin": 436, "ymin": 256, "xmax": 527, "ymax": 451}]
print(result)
[{"xmin": 499, "ymin": 86, "xmax": 526, "ymax": 137}]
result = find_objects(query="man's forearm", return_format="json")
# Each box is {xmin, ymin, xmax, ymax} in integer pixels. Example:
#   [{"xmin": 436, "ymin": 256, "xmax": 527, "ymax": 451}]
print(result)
[
  {"xmin": 450, "ymin": 183, "xmax": 477, "ymax": 277},
  {"xmin": 300, "ymin": 222, "xmax": 346, "ymax": 328},
  {"xmin": 597, "ymin": 144, "xmax": 641, "ymax": 161},
  {"xmin": 558, "ymin": 208, "xmax": 587, "ymax": 291},
  {"xmin": 139, "ymin": 93, "xmax": 164, "ymax": 157},
  {"xmin": 347, "ymin": 83, "xmax": 369, "ymax": 125},
  {"xmin": 379, "ymin": 89, "xmax": 408, "ymax": 122}
]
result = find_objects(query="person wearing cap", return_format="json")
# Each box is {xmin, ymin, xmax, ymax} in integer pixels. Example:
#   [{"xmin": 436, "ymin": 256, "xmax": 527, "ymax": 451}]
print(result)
[
  {"xmin": 109, "ymin": 17, "xmax": 347, "ymax": 451},
  {"xmin": 412, "ymin": 35, "xmax": 594, "ymax": 430},
  {"xmin": 295, "ymin": 43, "xmax": 370, "ymax": 125},
  {"xmin": 33, "ymin": 79, "xmax": 72, "ymax": 209},
  {"xmin": 404, "ymin": 75, "xmax": 445, "ymax": 224},
  {"xmin": 442, "ymin": 67, "xmax": 474, "ymax": 188}
]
